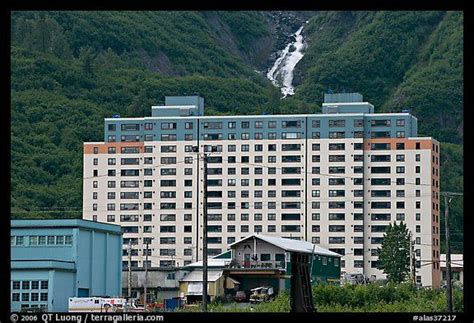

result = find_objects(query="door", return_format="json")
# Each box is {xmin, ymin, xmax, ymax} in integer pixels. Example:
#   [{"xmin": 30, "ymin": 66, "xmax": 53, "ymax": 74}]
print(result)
[{"xmin": 244, "ymin": 254, "xmax": 251, "ymax": 268}]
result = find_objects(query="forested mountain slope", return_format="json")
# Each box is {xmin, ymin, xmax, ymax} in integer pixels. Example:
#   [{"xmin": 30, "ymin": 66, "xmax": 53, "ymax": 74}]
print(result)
[{"xmin": 10, "ymin": 11, "xmax": 463, "ymax": 252}]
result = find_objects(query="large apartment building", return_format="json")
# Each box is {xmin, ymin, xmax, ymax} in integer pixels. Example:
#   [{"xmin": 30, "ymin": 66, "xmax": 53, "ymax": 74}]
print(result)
[{"xmin": 83, "ymin": 93, "xmax": 441, "ymax": 288}]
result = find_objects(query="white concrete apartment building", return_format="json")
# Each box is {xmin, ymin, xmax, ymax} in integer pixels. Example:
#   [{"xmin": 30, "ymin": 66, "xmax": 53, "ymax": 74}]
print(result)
[{"xmin": 83, "ymin": 93, "xmax": 441, "ymax": 288}]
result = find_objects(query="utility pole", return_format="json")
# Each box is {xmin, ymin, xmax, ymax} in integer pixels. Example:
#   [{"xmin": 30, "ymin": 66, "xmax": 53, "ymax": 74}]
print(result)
[
  {"xmin": 444, "ymin": 193, "xmax": 453, "ymax": 313},
  {"xmin": 128, "ymin": 240, "xmax": 132, "ymax": 300},
  {"xmin": 144, "ymin": 241, "xmax": 149, "ymax": 312},
  {"xmin": 202, "ymin": 151, "xmax": 209, "ymax": 312},
  {"xmin": 409, "ymin": 232, "xmax": 416, "ymax": 285},
  {"xmin": 442, "ymin": 191, "xmax": 462, "ymax": 313},
  {"xmin": 192, "ymin": 145, "xmax": 218, "ymax": 312}
]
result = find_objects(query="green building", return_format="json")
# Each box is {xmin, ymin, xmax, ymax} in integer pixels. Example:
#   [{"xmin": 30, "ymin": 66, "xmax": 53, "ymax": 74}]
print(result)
[{"xmin": 225, "ymin": 234, "xmax": 341, "ymax": 293}]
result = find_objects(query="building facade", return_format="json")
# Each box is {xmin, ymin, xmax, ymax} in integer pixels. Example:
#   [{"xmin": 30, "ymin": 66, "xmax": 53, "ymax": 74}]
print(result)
[
  {"xmin": 121, "ymin": 267, "xmax": 187, "ymax": 302},
  {"xmin": 440, "ymin": 254, "xmax": 463, "ymax": 285},
  {"xmin": 83, "ymin": 93, "xmax": 441, "ymax": 288},
  {"xmin": 11, "ymin": 220, "xmax": 122, "ymax": 312}
]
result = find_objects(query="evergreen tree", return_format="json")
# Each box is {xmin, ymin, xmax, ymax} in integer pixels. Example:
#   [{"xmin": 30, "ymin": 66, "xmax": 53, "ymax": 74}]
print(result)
[
  {"xmin": 377, "ymin": 222, "xmax": 411, "ymax": 283},
  {"xmin": 79, "ymin": 47, "xmax": 95, "ymax": 76},
  {"xmin": 267, "ymin": 84, "xmax": 281, "ymax": 114}
]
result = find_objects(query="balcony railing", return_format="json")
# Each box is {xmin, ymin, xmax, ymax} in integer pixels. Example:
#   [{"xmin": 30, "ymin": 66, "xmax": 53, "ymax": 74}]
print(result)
[{"xmin": 229, "ymin": 260, "xmax": 286, "ymax": 270}]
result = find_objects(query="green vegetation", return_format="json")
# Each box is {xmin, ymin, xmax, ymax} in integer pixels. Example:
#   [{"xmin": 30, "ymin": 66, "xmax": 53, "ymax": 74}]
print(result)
[
  {"xmin": 377, "ymin": 222, "xmax": 411, "ymax": 284},
  {"xmin": 178, "ymin": 283, "xmax": 463, "ymax": 312},
  {"xmin": 10, "ymin": 11, "xmax": 463, "ymax": 252}
]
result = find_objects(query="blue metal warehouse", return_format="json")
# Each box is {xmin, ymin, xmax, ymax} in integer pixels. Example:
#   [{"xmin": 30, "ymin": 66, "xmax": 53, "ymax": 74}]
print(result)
[{"xmin": 11, "ymin": 219, "xmax": 122, "ymax": 312}]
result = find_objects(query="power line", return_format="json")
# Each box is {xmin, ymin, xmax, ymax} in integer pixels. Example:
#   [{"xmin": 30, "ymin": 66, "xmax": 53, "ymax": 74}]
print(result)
[{"xmin": 16, "ymin": 192, "xmax": 439, "ymax": 213}]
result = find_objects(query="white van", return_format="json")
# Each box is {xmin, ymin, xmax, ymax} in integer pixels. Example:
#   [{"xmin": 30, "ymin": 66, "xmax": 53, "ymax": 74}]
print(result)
[{"xmin": 68, "ymin": 297, "xmax": 127, "ymax": 312}]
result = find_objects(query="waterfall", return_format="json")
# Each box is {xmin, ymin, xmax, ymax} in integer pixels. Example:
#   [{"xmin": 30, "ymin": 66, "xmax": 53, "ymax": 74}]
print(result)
[{"xmin": 266, "ymin": 23, "xmax": 307, "ymax": 98}]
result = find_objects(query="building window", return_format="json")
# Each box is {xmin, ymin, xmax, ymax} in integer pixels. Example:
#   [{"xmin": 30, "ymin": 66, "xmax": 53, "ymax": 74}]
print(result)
[
  {"xmin": 396, "ymin": 166, "xmax": 405, "ymax": 173},
  {"xmin": 22, "ymin": 281, "xmax": 30, "ymax": 289},
  {"xmin": 268, "ymin": 121, "xmax": 277, "ymax": 128},
  {"xmin": 282, "ymin": 120, "xmax": 301, "ymax": 128},
  {"xmin": 329, "ymin": 120, "xmax": 345, "ymax": 127},
  {"xmin": 161, "ymin": 122, "xmax": 177, "ymax": 130},
  {"xmin": 354, "ymin": 119, "xmax": 363, "ymax": 127},
  {"xmin": 267, "ymin": 213, "xmax": 276, "ymax": 221},
  {"xmin": 396, "ymin": 154, "xmax": 405, "ymax": 162},
  {"xmin": 396, "ymin": 119, "xmax": 405, "ymax": 126},
  {"xmin": 12, "ymin": 293, "xmax": 20, "ymax": 301}
]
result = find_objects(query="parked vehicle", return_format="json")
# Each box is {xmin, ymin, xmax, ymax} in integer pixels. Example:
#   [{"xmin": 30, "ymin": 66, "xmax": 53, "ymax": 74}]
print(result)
[
  {"xmin": 249, "ymin": 287, "xmax": 274, "ymax": 304},
  {"xmin": 343, "ymin": 273, "xmax": 369, "ymax": 285},
  {"xmin": 233, "ymin": 290, "xmax": 247, "ymax": 302},
  {"xmin": 124, "ymin": 298, "xmax": 145, "ymax": 312},
  {"xmin": 68, "ymin": 297, "xmax": 127, "ymax": 312}
]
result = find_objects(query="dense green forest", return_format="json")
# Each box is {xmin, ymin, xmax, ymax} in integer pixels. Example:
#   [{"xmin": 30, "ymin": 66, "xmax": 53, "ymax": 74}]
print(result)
[{"xmin": 10, "ymin": 11, "xmax": 463, "ymax": 252}]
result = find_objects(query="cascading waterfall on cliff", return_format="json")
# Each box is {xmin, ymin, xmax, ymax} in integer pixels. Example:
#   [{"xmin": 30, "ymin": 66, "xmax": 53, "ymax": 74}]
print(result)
[{"xmin": 266, "ymin": 23, "xmax": 307, "ymax": 98}]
